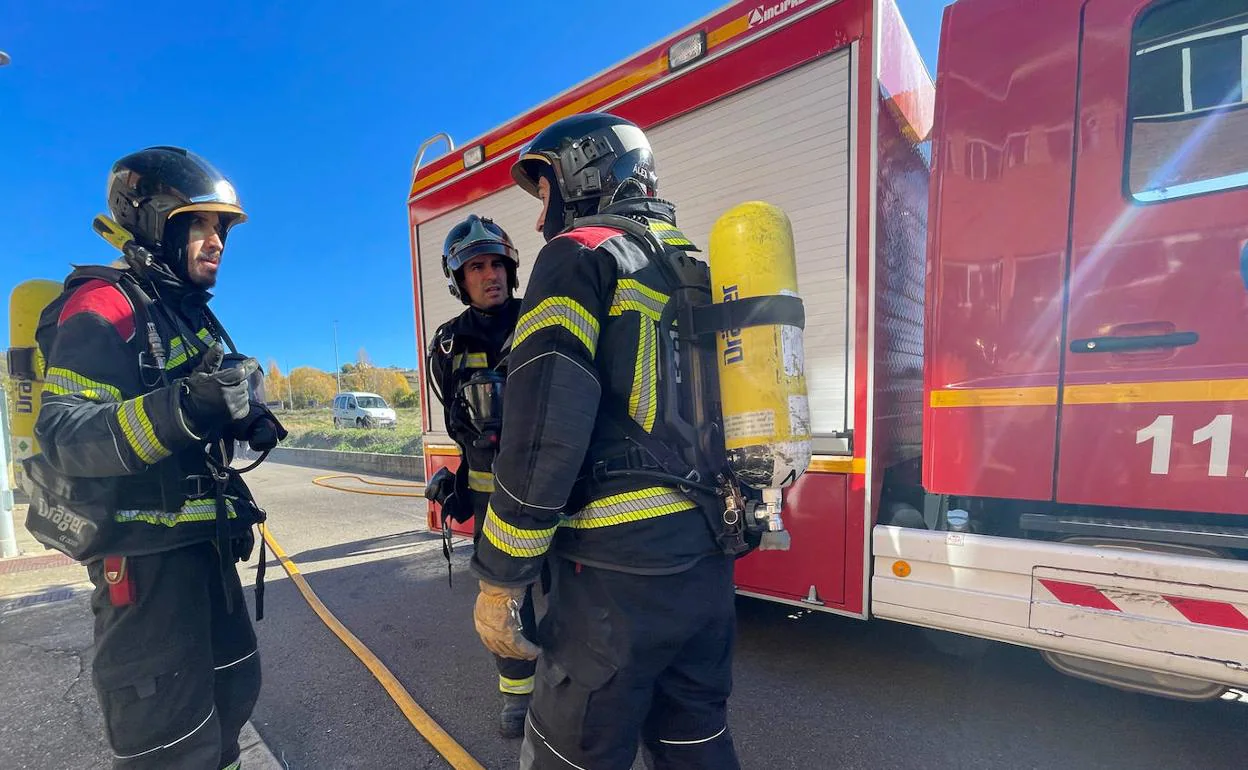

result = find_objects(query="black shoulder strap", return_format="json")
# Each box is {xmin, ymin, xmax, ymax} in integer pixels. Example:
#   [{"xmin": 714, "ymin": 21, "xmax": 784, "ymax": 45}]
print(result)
[
  {"xmin": 571, "ymin": 214, "xmax": 666, "ymax": 258},
  {"xmin": 53, "ymin": 266, "xmax": 160, "ymax": 364},
  {"xmin": 202, "ymin": 305, "xmax": 238, "ymax": 354}
]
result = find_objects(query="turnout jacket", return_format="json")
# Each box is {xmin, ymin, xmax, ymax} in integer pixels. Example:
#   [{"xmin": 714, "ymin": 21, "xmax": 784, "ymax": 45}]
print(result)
[
  {"xmin": 470, "ymin": 199, "xmax": 721, "ymax": 586},
  {"xmin": 32, "ymin": 265, "xmax": 262, "ymax": 558},
  {"xmin": 428, "ymin": 297, "xmax": 521, "ymax": 518}
]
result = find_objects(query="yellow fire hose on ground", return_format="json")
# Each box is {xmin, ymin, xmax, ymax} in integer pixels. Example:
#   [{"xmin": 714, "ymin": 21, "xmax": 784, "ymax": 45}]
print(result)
[
  {"xmin": 311, "ymin": 474, "xmax": 427, "ymax": 497},
  {"xmin": 264, "ymin": 474, "xmax": 483, "ymax": 769}
]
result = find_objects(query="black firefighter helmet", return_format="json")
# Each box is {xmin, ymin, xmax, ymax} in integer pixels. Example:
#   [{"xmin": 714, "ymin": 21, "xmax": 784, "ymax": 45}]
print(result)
[
  {"xmin": 442, "ymin": 214, "xmax": 519, "ymax": 304},
  {"xmin": 511, "ymin": 112, "xmax": 657, "ymax": 233},
  {"xmin": 106, "ymin": 146, "xmax": 247, "ymax": 275}
]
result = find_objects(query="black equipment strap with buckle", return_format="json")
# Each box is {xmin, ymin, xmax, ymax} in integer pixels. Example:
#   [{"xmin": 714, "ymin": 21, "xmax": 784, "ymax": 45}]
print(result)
[
  {"xmin": 691, "ymin": 295, "xmax": 805, "ymax": 335},
  {"xmin": 568, "ymin": 213, "xmax": 785, "ymax": 557}
]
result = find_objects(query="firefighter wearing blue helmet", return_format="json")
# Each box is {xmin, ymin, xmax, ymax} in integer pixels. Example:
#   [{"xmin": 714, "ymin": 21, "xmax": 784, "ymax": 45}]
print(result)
[{"xmin": 425, "ymin": 214, "xmax": 537, "ymax": 738}]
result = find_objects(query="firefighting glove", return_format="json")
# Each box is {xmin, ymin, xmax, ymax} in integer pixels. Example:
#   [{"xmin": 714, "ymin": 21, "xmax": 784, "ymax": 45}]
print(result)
[
  {"xmin": 423, "ymin": 467, "xmax": 471, "ymax": 523},
  {"xmin": 180, "ymin": 344, "xmax": 259, "ymax": 434},
  {"xmin": 474, "ymin": 580, "xmax": 540, "ymax": 660},
  {"xmin": 232, "ymin": 403, "xmax": 289, "ymax": 451}
]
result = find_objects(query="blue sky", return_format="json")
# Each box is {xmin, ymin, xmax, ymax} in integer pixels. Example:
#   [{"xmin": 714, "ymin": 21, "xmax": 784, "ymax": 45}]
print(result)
[{"xmin": 1, "ymin": 0, "xmax": 942, "ymax": 373}]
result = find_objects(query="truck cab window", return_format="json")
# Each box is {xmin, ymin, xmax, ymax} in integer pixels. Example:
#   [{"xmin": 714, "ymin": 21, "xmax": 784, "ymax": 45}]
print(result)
[{"xmin": 1126, "ymin": 0, "xmax": 1248, "ymax": 201}]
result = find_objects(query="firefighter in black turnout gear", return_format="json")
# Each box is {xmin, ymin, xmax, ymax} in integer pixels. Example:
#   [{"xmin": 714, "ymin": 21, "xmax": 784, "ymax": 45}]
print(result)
[
  {"xmin": 425, "ymin": 214, "xmax": 538, "ymax": 738},
  {"xmin": 26, "ymin": 147, "xmax": 284, "ymax": 769},
  {"xmin": 470, "ymin": 113, "xmax": 741, "ymax": 769}
]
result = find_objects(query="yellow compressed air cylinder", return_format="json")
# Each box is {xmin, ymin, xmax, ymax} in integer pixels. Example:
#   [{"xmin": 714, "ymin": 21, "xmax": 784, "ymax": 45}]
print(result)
[
  {"xmin": 709, "ymin": 202, "xmax": 811, "ymax": 493},
  {"xmin": 8, "ymin": 279, "xmax": 63, "ymax": 493}
]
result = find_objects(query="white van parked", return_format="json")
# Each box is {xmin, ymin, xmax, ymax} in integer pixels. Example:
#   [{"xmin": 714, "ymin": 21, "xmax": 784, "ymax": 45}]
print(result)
[{"xmin": 332, "ymin": 392, "xmax": 397, "ymax": 429}]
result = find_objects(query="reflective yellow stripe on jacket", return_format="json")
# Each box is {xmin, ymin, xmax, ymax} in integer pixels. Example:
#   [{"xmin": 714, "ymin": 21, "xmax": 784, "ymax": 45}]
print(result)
[
  {"xmin": 117, "ymin": 395, "xmax": 171, "ymax": 464},
  {"xmin": 43, "ymin": 367, "xmax": 122, "ymax": 402},
  {"xmin": 115, "ymin": 497, "xmax": 237, "ymax": 527},
  {"xmin": 468, "ymin": 470, "xmax": 495, "ymax": 493},
  {"xmin": 499, "ymin": 674, "xmax": 535, "ymax": 695},
  {"xmin": 629, "ymin": 316, "xmax": 659, "ymax": 432},
  {"xmin": 166, "ymin": 327, "xmax": 214, "ymax": 370},
  {"xmin": 454, "ymin": 352, "xmax": 490, "ymax": 369},
  {"xmin": 513, "ymin": 297, "xmax": 600, "ymax": 355},
  {"xmin": 482, "ymin": 505, "xmax": 558, "ymax": 558},
  {"xmin": 563, "ymin": 487, "xmax": 698, "ymax": 529},
  {"xmin": 609, "ymin": 279, "xmax": 668, "ymax": 323}
]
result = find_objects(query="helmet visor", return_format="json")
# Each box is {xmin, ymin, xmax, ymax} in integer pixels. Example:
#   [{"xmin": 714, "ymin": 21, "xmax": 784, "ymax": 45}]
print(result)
[{"xmin": 445, "ymin": 217, "xmax": 518, "ymax": 272}]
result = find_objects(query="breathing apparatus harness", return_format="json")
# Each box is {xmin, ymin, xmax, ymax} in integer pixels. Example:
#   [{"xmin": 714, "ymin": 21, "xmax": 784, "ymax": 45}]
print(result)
[
  {"xmin": 424, "ymin": 329, "xmax": 511, "ymax": 586},
  {"xmin": 570, "ymin": 212, "xmax": 805, "ymax": 556},
  {"xmin": 50, "ymin": 216, "xmax": 273, "ymax": 617}
]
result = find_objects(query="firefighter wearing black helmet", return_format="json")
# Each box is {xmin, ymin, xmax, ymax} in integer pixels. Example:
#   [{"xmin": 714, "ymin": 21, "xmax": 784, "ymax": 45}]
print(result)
[
  {"xmin": 425, "ymin": 214, "xmax": 537, "ymax": 738},
  {"xmin": 470, "ymin": 113, "xmax": 741, "ymax": 769},
  {"xmin": 28, "ymin": 146, "xmax": 284, "ymax": 769}
]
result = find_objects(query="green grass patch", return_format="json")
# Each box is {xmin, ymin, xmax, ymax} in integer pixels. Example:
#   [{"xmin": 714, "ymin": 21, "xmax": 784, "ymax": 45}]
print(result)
[{"xmin": 278, "ymin": 408, "xmax": 423, "ymax": 456}]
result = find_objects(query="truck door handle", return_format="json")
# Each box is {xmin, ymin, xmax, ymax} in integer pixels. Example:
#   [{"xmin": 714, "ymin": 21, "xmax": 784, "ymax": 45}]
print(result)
[{"xmin": 1070, "ymin": 332, "xmax": 1198, "ymax": 353}]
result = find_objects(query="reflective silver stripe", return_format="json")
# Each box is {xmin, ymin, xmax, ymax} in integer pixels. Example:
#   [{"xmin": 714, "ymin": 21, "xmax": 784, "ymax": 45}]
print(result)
[
  {"xmin": 166, "ymin": 328, "xmax": 215, "ymax": 370},
  {"xmin": 609, "ymin": 279, "xmax": 668, "ymax": 323},
  {"xmin": 525, "ymin": 717, "xmax": 591, "ymax": 770},
  {"xmin": 43, "ymin": 367, "xmax": 122, "ymax": 402},
  {"xmin": 513, "ymin": 297, "xmax": 600, "ymax": 355},
  {"xmin": 117, "ymin": 395, "xmax": 171, "ymax": 464},
  {"xmin": 658, "ymin": 725, "xmax": 728, "ymax": 745},
  {"xmin": 214, "ymin": 648, "xmax": 258, "ymax": 671},
  {"xmin": 116, "ymin": 498, "xmax": 237, "ymax": 527},
  {"xmin": 481, "ymin": 505, "xmax": 557, "ymax": 558},
  {"xmin": 494, "ymin": 469, "xmax": 565, "ymax": 512},
  {"xmin": 628, "ymin": 316, "xmax": 658, "ymax": 432},
  {"xmin": 508, "ymin": 349, "xmax": 598, "ymax": 386},
  {"xmin": 113, "ymin": 706, "xmax": 215, "ymax": 760},
  {"xmin": 499, "ymin": 674, "xmax": 535, "ymax": 694},
  {"xmin": 468, "ymin": 470, "xmax": 495, "ymax": 493},
  {"xmin": 564, "ymin": 487, "xmax": 697, "ymax": 529},
  {"xmin": 165, "ymin": 336, "xmax": 189, "ymax": 369},
  {"xmin": 648, "ymin": 221, "xmax": 695, "ymax": 247},
  {"xmin": 455, "ymin": 352, "xmax": 489, "ymax": 369}
]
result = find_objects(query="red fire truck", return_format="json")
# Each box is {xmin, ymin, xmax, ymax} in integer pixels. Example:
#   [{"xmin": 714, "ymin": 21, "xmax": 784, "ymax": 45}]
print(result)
[{"xmin": 406, "ymin": 0, "xmax": 1248, "ymax": 701}]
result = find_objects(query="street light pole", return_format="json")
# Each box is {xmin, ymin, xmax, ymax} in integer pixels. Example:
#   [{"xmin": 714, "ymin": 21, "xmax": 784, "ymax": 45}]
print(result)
[{"xmin": 333, "ymin": 320, "xmax": 342, "ymax": 394}]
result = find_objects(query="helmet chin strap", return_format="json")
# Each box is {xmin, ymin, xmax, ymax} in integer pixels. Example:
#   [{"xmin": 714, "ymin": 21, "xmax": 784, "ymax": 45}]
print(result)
[{"xmin": 157, "ymin": 214, "xmax": 195, "ymax": 285}]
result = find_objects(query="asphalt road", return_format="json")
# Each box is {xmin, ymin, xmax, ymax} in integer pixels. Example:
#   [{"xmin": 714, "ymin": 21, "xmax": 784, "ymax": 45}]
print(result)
[{"xmin": 241, "ymin": 463, "xmax": 1247, "ymax": 770}]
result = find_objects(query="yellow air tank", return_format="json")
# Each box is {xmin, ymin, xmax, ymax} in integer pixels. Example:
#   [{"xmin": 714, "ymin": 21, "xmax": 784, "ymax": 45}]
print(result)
[
  {"xmin": 8, "ymin": 279, "xmax": 63, "ymax": 493},
  {"xmin": 709, "ymin": 202, "xmax": 811, "ymax": 550}
]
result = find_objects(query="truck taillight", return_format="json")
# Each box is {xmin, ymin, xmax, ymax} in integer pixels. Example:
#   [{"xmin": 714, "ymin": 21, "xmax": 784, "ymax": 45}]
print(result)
[{"xmin": 668, "ymin": 31, "xmax": 706, "ymax": 71}]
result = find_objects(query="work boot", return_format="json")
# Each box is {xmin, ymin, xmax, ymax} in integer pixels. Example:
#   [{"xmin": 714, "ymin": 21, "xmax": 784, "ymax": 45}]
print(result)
[{"xmin": 499, "ymin": 692, "xmax": 531, "ymax": 739}]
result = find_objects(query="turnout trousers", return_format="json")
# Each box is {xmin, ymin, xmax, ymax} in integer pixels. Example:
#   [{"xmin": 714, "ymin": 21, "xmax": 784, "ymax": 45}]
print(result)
[
  {"xmin": 520, "ymin": 554, "xmax": 740, "ymax": 770},
  {"xmin": 87, "ymin": 541, "xmax": 261, "ymax": 770}
]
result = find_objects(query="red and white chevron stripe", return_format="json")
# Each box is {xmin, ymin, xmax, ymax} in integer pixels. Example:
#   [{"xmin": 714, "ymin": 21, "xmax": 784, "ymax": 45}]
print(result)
[{"xmin": 1038, "ymin": 578, "xmax": 1248, "ymax": 632}]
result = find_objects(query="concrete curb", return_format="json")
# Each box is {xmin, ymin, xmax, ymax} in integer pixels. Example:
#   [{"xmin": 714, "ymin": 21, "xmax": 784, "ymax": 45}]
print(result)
[
  {"xmin": 261, "ymin": 446, "xmax": 425, "ymax": 481},
  {"xmin": 239, "ymin": 722, "xmax": 286, "ymax": 769}
]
